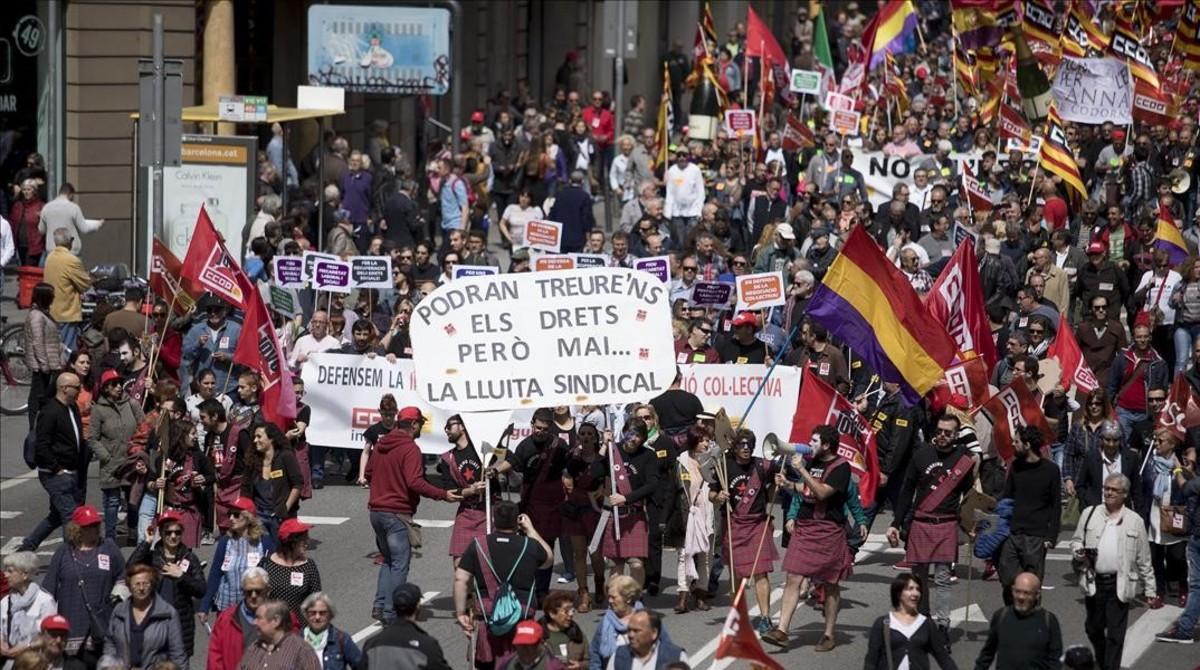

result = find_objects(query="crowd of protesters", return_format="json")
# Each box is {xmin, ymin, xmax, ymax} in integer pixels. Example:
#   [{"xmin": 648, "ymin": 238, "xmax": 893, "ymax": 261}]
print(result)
[{"xmin": 3, "ymin": 2, "xmax": 1200, "ymax": 670}]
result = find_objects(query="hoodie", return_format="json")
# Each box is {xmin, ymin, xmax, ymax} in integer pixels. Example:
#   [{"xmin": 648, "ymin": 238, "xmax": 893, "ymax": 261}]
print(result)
[{"xmin": 366, "ymin": 429, "xmax": 448, "ymax": 515}]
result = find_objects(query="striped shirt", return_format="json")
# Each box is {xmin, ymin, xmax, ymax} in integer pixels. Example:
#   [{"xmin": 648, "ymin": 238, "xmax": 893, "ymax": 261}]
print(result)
[{"xmin": 238, "ymin": 632, "xmax": 321, "ymax": 670}]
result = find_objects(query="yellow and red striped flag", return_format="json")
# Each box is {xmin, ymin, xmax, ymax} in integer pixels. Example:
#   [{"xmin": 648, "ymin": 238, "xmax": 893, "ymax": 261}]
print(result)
[{"xmin": 1038, "ymin": 104, "xmax": 1087, "ymax": 205}]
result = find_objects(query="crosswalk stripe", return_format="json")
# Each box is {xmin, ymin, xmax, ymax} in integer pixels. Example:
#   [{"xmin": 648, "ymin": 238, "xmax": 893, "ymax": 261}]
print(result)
[
  {"xmin": 0, "ymin": 471, "xmax": 37, "ymax": 491},
  {"xmin": 412, "ymin": 519, "xmax": 455, "ymax": 528},
  {"xmin": 1121, "ymin": 604, "xmax": 1183, "ymax": 667},
  {"xmin": 0, "ymin": 511, "xmax": 22, "ymax": 519},
  {"xmin": 297, "ymin": 516, "xmax": 350, "ymax": 525},
  {"xmin": 350, "ymin": 591, "xmax": 440, "ymax": 643}
]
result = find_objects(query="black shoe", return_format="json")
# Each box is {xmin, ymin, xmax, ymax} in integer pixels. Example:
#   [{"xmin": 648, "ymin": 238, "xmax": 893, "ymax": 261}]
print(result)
[
  {"xmin": 313, "ymin": 480, "xmax": 324, "ymax": 490},
  {"xmin": 645, "ymin": 582, "xmax": 660, "ymax": 597},
  {"xmin": 371, "ymin": 608, "xmax": 384, "ymax": 623}
]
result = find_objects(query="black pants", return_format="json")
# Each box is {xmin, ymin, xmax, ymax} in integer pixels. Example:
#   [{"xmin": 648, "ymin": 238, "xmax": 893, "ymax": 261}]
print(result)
[
  {"xmin": 645, "ymin": 502, "xmax": 664, "ymax": 590},
  {"xmin": 1085, "ymin": 574, "xmax": 1128, "ymax": 670},
  {"xmin": 1151, "ymin": 541, "xmax": 1188, "ymax": 596},
  {"xmin": 998, "ymin": 533, "xmax": 1048, "ymax": 605}
]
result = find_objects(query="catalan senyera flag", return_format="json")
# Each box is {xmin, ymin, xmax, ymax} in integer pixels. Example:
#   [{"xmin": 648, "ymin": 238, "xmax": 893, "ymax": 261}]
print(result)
[
  {"xmin": 1179, "ymin": 2, "xmax": 1200, "ymax": 71},
  {"xmin": 884, "ymin": 52, "xmax": 909, "ymax": 115},
  {"xmin": 806, "ymin": 226, "xmax": 958, "ymax": 405},
  {"xmin": 654, "ymin": 61, "xmax": 672, "ymax": 170},
  {"xmin": 1038, "ymin": 105, "xmax": 1087, "ymax": 204},
  {"xmin": 1062, "ymin": 6, "xmax": 1110, "ymax": 58},
  {"xmin": 1110, "ymin": 6, "xmax": 1160, "ymax": 91},
  {"xmin": 686, "ymin": 2, "xmax": 719, "ymax": 90},
  {"xmin": 861, "ymin": 0, "xmax": 919, "ymax": 70},
  {"xmin": 1154, "ymin": 215, "xmax": 1189, "ymax": 265},
  {"xmin": 954, "ymin": 38, "xmax": 977, "ymax": 98}
]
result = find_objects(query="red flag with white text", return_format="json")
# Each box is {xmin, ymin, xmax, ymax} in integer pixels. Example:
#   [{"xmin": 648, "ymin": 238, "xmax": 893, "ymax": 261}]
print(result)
[
  {"xmin": 179, "ymin": 206, "xmax": 246, "ymax": 308},
  {"xmin": 975, "ymin": 381, "xmax": 1055, "ymax": 462},
  {"xmin": 790, "ymin": 368, "xmax": 880, "ymax": 507},
  {"xmin": 781, "ymin": 113, "xmax": 815, "ymax": 151},
  {"xmin": 924, "ymin": 241, "xmax": 999, "ymax": 371},
  {"xmin": 1158, "ymin": 375, "xmax": 1200, "ymax": 441},
  {"xmin": 932, "ymin": 355, "xmax": 992, "ymax": 410},
  {"xmin": 1046, "ymin": 315, "xmax": 1099, "ymax": 393},
  {"xmin": 716, "ymin": 592, "xmax": 784, "ymax": 670},
  {"xmin": 961, "ymin": 163, "xmax": 994, "ymax": 214},
  {"xmin": 151, "ymin": 238, "xmax": 199, "ymax": 315},
  {"xmin": 233, "ymin": 275, "xmax": 298, "ymax": 429}
]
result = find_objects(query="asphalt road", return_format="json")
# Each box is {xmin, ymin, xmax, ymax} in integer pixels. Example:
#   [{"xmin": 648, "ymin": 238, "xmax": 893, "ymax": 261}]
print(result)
[{"xmin": 1, "ymin": 410, "xmax": 1196, "ymax": 670}]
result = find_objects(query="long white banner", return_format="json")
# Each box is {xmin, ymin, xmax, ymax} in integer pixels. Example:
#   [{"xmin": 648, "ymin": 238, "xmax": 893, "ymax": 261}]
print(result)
[
  {"xmin": 850, "ymin": 150, "xmax": 1034, "ymax": 209},
  {"xmin": 300, "ymin": 355, "xmax": 801, "ymax": 453}
]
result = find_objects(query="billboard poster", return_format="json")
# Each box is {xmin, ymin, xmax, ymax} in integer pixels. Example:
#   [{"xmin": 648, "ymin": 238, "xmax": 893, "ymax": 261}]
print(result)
[{"xmin": 307, "ymin": 5, "xmax": 452, "ymax": 95}]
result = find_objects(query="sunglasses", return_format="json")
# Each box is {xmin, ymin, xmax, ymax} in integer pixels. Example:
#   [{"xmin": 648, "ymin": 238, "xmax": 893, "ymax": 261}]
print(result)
[
  {"xmin": 1028, "ymin": 329, "xmax": 1044, "ymax": 334},
  {"xmin": 162, "ymin": 528, "xmax": 183, "ymax": 537},
  {"xmin": 636, "ymin": 414, "xmax": 653, "ymax": 420},
  {"xmin": 732, "ymin": 260, "xmax": 747, "ymax": 267},
  {"xmin": 243, "ymin": 588, "xmax": 267, "ymax": 595},
  {"xmin": 682, "ymin": 266, "xmax": 698, "ymax": 272}
]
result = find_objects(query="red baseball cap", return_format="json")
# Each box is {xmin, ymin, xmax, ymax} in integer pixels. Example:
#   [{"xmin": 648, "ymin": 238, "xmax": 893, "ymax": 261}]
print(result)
[
  {"xmin": 40, "ymin": 614, "xmax": 71, "ymax": 633},
  {"xmin": 71, "ymin": 505, "xmax": 101, "ymax": 527},
  {"xmin": 278, "ymin": 518, "xmax": 312, "ymax": 542},
  {"xmin": 512, "ymin": 620, "xmax": 543, "ymax": 645},
  {"xmin": 398, "ymin": 406, "xmax": 424, "ymax": 423},
  {"xmin": 1086, "ymin": 242, "xmax": 1106, "ymax": 255},
  {"xmin": 229, "ymin": 497, "xmax": 257, "ymax": 514},
  {"xmin": 99, "ymin": 369, "xmax": 122, "ymax": 387},
  {"xmin": 470, "ymin": 110, "xmax": 485, "ymax": 123},
  {"xmin": 732, "ymin": 311, "xmax": 758, "ymax": 328},
  {"xmin": 154, "ymin": 510, "xmax": 184, "ymax": 530}
]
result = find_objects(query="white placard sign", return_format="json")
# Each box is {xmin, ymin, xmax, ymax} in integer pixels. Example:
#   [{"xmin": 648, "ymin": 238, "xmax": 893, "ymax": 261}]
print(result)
[
  {"xmin": 410, "ymin": 268, "xmax": 676, "ymax": 411},
  {"xmin": 1050, "ymin": 57, "xmax": 1133, "ymax": 125},
  {"xmin": 677, "ymin": 364, "xmax": 801, "ymax": 456}
]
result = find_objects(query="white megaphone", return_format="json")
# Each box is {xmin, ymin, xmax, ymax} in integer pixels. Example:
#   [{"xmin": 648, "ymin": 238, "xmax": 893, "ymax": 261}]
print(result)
[{"xmin": 763, "ymin": 432, "xmax": 813, "ymax": 459}]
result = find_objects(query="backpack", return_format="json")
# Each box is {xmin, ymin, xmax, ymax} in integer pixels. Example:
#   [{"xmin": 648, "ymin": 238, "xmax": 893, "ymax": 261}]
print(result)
[{"xmin": 472, "ymin": 537, "xmax": 532, "ymax": 636}]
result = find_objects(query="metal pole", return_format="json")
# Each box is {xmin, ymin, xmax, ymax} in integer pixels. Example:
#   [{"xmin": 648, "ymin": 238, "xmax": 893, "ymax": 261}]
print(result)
[
  {"xmin": 447, "ymin": 0, "xmax": 463, "ymax": 154},
  {"xmin": 152, "ymin": 15, "xmax": 165, "ymax": 281},
  {"xmin": 317, "ymin": 117, "xmax": 325, "ymax": 250},
  {"xmin": 614, "ymin": 0, "xmax": 625, "ymax": 136},
  {"xmin": 281, "ymin": 123, "xmax": 290, "ymax": 214}
]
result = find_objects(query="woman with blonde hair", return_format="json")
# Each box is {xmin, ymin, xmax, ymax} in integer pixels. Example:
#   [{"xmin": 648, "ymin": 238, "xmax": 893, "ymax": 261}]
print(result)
[
  {"xmin": 750, "ymin": 222, "xmax": 778, "ymax": 266},
  {"xmin": 198, "ymin": 497, "xmax": 272, "ymax": 623}
]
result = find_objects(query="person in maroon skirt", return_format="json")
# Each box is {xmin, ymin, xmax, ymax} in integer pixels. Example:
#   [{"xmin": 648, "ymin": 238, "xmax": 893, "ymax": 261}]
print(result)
[
  {"xmin": 437, "ymin": 414, "xmax": 493, "ymax": 568},
  {"xmin": 561, "ymin": 421, "xmax": 605, "ymax": 611},
  {"xmin": 887, "ymin": 412, "xmax": 975, "ymax": 637},
  {"xmin": 490, "ymin": 408, "xmax": 573, "ymax": 601},
  {"xmin": 709, "ymin": 428, "xmax": 779, "ymax": 631},
  {"xmin": 764, "ymin": 424, "xmax": 852, "ymax": 652},
  {"xmin": 587, "ymin": 417, "xmax": 660, "ymax": 586}
]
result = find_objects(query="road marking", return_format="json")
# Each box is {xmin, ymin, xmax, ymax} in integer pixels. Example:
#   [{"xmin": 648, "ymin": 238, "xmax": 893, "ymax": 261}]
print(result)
[
  {"xmin": 948, "ymin": 603, "xmax": 987, "ymax": 626},
  {"xmin": 689, "ymin": 586, "xmax": 785, "ymax": 668},
  {"xmin": 0, "ymin": 511, "xmax": 22, "ymax": 519},
  {"xmin": 413, "ymin": 519, "xmax": 455, "ymax": 528},
  {"xmin": 351, "ymin": 591, "xmax": 440, "ymax": 643},
  {"xmin": 297, "ymin": 515, "xmax": 350, "ymax": 525},
  {"xmin": 0, "ymin": 471, "xmax": 36, "ymax": 491},
  {"xmin": 0, "ymin": 536, "xmax": 60, "ymax": 556},
  {"xmin": 1121, "ymin": 604, "xmax": 1182, "ymax": 667}
]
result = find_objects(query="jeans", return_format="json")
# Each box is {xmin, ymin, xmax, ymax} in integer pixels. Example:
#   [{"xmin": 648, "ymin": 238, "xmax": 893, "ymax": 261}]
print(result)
[
  {"xmin": 1085, "ymin": 573, "xmax": 1129, "ymax": 670},
  {"xmin": 101, "ymin": 488, "xmax": 123, "ymax": 540},
  {"xmin": 57, "ymin": 322, "xmax": 80, "ymax": 357},
  {"xmin": 915, "ymin": 562, "xmax": 954, "ymax": 628},
  {"xmin": 1174, "ymin": 324, "xmax": 1200, "ymax": 374},
  {"xmin": 20, "ymin": 472, "xmax": 82, "ymax": 550},
  {"xmin": 27, "ymin": 371, "xmax": 54, "ymax": 430},
  {"xmin": 1051, "ymin": 443, "xmax": 1064, "ymax": 471},
  {"xmin": 1175, "ymin": 535, "xmax": 1200, "ymax": 635},
  {"xmin": 370, "ymin": 511, "xmax": 413, "ymax": 620},
  {"xmin": 138, "ymin": 493, "xmax": 157, "ymax": 540},
  {"xmin": 669, "ymin": 216, "xmax": 699, "ymax": 246},
  {"xmin": 258, "ymin": 512, "xmax": 282, "ymax": 547},
  {"xmin": 1115, "ymin": 408, "xmax": 1145, "ymax": 444}
]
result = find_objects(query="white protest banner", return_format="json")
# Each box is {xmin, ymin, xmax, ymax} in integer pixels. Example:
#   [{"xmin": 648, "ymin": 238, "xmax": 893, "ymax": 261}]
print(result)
[
  {"xmin": 525, "ymin": 220, "xmax": 563, "ymax": 253},
  {"xmin": 678, "ymin": 363, "xmax": 801, "ymax": 457},
  {"xmin": 300, "ymin": 354, "xmax": 535, "ymax": 454},
  {"xmin": 303, "ymin": 251, "xmax": 338, "ymax": 283},
  {"xmin": 724, "ymin": 109, "xmax": 757, "ymax": 138},
  {"xmin": 824, "ymin": 91, "xmax": 854, "ymax": 112},
  {"xmin": 349, "ymin": 256, "xmax": 392, "ymax": 289},
  {"xmin": 633, "ymin": 255, "xmax": 670, "ymax": 283},
  {"xmin": 572, "ymin": 253, "xmax": 609, "ymax": 268},
  {"xmin": 736, "ymin": 271, "xmax": 786, "ymax": 312},
  {"xmin": 533, "ymin": 254, "xmax": 576, "ymax": 272},
  {"xmin": 1051, "ymin": 57, "xmax": 1133, "ymax": 125},
  {"xmin": 851, "ymin": 150, "xmax": 1031, "ymax": 208},
  {"xmin": 790, "ymin": 69, "xmax": 821, "ymax": 95},
  {"xmin": 410, "ymin": 267, "xmax": 676, "ymax": 411},
  {"xmin": 272, "ymin": 257, "xmax": 306, "ymax": 289},
  {"xmin": 453, "ymin": 265, "xmax": 500, "ymax": 279},
  {"xmin": 313, "ymin": 259, "xmax": 352, "ymax": 293}
]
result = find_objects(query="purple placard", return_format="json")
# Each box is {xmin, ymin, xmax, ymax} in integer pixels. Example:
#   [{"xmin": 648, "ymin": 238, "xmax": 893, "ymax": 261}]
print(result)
[
  {"xmin": 691, "ymin": 281, "xmax": 734, "ymax": 307},
  {"xmin": 273, "ymin": 257, "xmax": 305, "ymax": 288},
  {"xmin": 633, "ymin": 255, "xmax": 670, "ymax": 283},
  {"xmin": 313, "ymin": 259, "xmax": 351, "ymax": 293},
  {"xmin": 453, "ymin": 265, "xmax": 500, "ymax": 279}
]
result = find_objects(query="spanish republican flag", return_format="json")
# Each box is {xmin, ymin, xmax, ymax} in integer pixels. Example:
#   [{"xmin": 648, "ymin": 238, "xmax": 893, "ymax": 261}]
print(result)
[
  {"xmin": 1154, "ymin": 215, "xmax": 1189, "ymax": 266},
  {"xmin": 861, "ymin": 0, "xmax": 919, "ymax": 69},
  {"xmin": 805, "ymin": 227, "xmax": 957, "ymax": 405}
]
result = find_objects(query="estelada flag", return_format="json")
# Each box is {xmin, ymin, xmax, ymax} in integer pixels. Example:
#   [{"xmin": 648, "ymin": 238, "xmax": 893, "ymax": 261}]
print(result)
[
  {"xmin": 790, "ymin": 368, "xmax": 881, "ymax": 508},
  {"xmin": 925, "ymin": 240, "xmax": 999, "ymax": 371},
  {"xmin": 232, "ymin": 274, "xmax": 297, "ymax": 429},
  {"xmin": 179, "ymin": 205, "xmax": 245, "ymax": 308},
  {"xmin": 716, "ymin": 591, "xmax": 784, "ymax": 670},
  {"xmin": 1158, "ymin": 374, "xmax": 1200, "ymax": 442},
  {"xmin": 975, "ymin": 380, "xmax": 1055, "ymax": 462},
  {"xmin": 1046, "ymin": 314, "xmax": 1099, "ymax": 393},
  {"xmin": 151, "ymin": 238, "xmax": 198, "ymax": 315}
]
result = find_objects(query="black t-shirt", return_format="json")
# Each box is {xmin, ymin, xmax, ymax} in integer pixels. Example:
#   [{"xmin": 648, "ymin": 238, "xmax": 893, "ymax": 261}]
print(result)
[
  {"xmin": 650, "ymin": 389, "xmax": 704, "ymax": 433},
  {"xmin": 710, "ymin": 456, "xmax": 777, "ymax": 518},
  {"xmin": 459, "ymin": 533, "xmax": 547, "ymax": 606},
  {"xmin": 793, "ymin": 458, "xmax": 850, "ymax": 525},
  {"xmin": 715, "ymin": 336, "xmax": 767, "ymax": 364},
  {"xmin": 439, "ymin": 444, "xmax": 484, "ymax": 488},
  {"xmin": 385, "ymin": 329, "xmax": 414, "ymax": 358},
  {"xmin": 364, "ymin": 421, "xmax": 393, "ymax": 448}
]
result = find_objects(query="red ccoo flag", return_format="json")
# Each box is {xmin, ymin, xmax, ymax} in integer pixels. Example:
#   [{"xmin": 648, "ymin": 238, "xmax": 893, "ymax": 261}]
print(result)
[
  {"xmin": 1046, "ymin": 314, "xmax": 1099, "ymax": 393},
  {"xmin": 179, "ymin": 206, "xmax": 245, "ymax": 308},
  {"xmin": 975, "ymin": 380, "xmax": 1055, "ymax": 462},
  {"xmin": 716, "ymin": 591, "xmax": 784, "ymax": 670},
  {"xmin": 745, "ymin": 6, "xmax": 788, "ymax": 72},
  {"xmin": 781, "ymin": 113, "xmax": 815, "ymax": 151},
  {"xmin": 151, "ymin": 238, "xmax": 199, "ymax": 315},
  {"xmin": 960, "ymin": 163, "xmax": 994, "ymax": 215},
  {"xmin": 233, "ymin": 275, "xmax": 298, "ymax": 429},
  {"xmin": 790, "ymin": 368, "xmax": 881, "ymax": 507},
  {"xmin": 1158, "ymin": 375, "xmax": 1200, "ymax": 442},
  {"xmin": 925, "ymin": 241, "xmax": 999, "ymax": 371}
]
